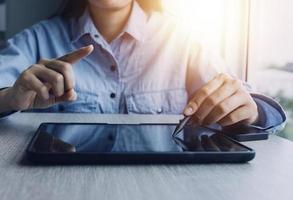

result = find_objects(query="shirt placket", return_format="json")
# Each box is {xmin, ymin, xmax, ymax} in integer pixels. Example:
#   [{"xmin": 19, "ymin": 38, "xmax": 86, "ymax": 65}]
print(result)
[{"xmin": 92, "ymin": 34, "xmax": 121, "ymax": 113}]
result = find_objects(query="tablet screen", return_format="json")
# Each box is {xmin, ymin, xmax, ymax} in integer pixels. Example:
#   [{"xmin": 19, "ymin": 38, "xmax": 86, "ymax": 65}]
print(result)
[{"xmin": 30, "ymin": 124, "xmax": 250, "ymax": 153}]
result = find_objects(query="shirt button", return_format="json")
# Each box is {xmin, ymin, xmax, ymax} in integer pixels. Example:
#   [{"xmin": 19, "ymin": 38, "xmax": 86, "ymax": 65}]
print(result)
[
  {"xmin": 108, "ymin": 134, "xmax": 114, "ymax": 141},
  {"xmin": 110, "ymin": 65, "xmax": 116, "ymax": 72},
  {"xmin": 157, "ymin": 108, "xmax": 163, "ymax": 114},
  {"xmin": 110, "ymin": 93, "xmax": 116, "ymax": 99},
  {"xmin": 59, "ymin": 105, "xmax": 65, "ymax": 112},
  {"xmin": 94, "ymin": 34, "xmax": 99, "ymax": 38}
]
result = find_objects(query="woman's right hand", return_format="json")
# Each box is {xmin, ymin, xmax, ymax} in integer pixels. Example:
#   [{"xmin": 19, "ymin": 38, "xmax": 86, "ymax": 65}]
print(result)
[{"xmin": 3, "ymin": 45, "xmax": 94, "ymax": 112}]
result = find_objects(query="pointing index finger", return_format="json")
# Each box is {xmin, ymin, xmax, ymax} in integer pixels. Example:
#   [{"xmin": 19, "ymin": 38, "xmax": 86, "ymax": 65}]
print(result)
[
  {"xmin": 184, "ymin": 74, "xmax": 227, "ymax": 115},
  {"xmin": 58, "ymin": 45, "xmax": 94, "ymax": 64}
]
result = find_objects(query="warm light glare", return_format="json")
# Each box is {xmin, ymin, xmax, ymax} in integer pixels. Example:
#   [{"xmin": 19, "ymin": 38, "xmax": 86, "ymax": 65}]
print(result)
[
  {"xmin": 162, "ymin": 0, "xmax": 249, "ymax": 77},
  {"xmin": 162, "ymin": 0, "xmax": 226, "ymax": 47},
  {"xmin": 162, "ymin": 0, "xmax": 247, "ymax": 54},
  {"xmin": 162, "ymin": 0, "xmax": 225, "ymax": 30}
]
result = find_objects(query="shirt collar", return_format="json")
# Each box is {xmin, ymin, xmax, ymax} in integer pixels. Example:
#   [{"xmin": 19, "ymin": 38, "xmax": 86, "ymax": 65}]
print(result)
[
  {"xmin": 71, "ymin": 1, "xmax": 147, "ymax": 43},
  {"xmin": 71, "ymin": 8, "xmax": 101, "ymax": 43},
  {"xmin": 123, "ymin": 1, "xmax": 148, "ymax": 41}
]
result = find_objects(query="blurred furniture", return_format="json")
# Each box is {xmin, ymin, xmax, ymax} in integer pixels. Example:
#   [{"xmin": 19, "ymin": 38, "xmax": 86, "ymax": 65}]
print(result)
[{"xmin": 0, "ymin": 0, "xmax": 62, "ymax": 41}]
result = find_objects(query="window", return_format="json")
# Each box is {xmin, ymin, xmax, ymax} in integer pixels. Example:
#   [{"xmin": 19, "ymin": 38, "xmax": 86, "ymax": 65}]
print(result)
[
  {"xmin": 162, "ymin": 0, "xmax": 250, "ymax": 79},
  {"xmin": 248, "ymin": 0, "xmax": 293, "ymax": 140},
  {"xmin": 162, "ymin": 0, "xmax": 293, "ymax": 139}
]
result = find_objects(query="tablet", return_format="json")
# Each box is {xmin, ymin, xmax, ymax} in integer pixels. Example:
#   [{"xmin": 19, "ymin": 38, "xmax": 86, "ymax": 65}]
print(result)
[{"xmin": 26, "ymin": 123, "xmax": 255, "ymax": 164}]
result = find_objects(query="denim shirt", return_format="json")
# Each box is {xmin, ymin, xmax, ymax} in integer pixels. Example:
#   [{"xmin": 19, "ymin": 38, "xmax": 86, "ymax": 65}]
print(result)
[{"xmin": 0, "ymin": 2, "xmax": 286, "ymax": 134}]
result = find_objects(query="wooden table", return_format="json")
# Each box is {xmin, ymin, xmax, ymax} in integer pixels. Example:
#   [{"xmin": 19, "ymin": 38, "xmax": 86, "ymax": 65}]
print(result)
[{"xmin": 0, "ymin": 113, "xmax": 293, "ymax": 200}]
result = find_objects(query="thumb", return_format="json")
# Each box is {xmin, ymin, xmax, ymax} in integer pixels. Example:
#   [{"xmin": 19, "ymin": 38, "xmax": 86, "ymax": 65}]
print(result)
[{"xmin": 58, "ymin": 45, "xmax": 94, "ymax": 64}]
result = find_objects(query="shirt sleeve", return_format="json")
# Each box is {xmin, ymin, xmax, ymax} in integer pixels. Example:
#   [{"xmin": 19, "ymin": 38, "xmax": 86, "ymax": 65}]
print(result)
[
  {"xmin": 249, "ymin": 94, "xmax": 287, "ymax": 134},
  {"xmin": 0, "ymin": 28, "xmax": 38, "ymax": 119},
  {"xmin": 186, "ymin": 40, "xmax": 287, "ymax": 134},
  {"xmin": 0, "ymin": 28, "xmax": 38, "ymax": 88}
]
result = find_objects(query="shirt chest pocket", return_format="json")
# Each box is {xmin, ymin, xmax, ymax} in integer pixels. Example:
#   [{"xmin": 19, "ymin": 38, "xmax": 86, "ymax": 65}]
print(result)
[
  {"xmin": 125, "ymin": 89, "xmax": 188, "ymax": 114},
  {"xmin": 58, "ymin": 91, "xmax": 99, "ymax": 113}
]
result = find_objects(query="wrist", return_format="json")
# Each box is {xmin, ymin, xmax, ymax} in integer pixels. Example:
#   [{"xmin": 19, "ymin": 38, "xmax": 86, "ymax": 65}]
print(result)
[{"xmin": 0, "ymin": 87, "xmax": 17, "ymax": 113}]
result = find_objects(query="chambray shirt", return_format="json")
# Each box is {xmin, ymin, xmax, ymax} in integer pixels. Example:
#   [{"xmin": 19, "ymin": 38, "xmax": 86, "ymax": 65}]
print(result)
[{"xmin": 0, "ymin": 2, "xmax": 286, "ymax": 133}]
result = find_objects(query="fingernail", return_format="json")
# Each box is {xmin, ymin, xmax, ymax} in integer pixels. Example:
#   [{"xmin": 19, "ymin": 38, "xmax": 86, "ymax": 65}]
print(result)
[
  {"xmin": 86, "ymin": 44, "xmax": 94, "ymax": 50},
  {"xmin": 184, "ymin": 106, "xmax": 194, "ymax": 115}
]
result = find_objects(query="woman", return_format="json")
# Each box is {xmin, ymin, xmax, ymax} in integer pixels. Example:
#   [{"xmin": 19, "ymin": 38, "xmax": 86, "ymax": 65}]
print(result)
[{"xmin": 0, "ymin": 0, "xmax": 286, "ymax": 133}]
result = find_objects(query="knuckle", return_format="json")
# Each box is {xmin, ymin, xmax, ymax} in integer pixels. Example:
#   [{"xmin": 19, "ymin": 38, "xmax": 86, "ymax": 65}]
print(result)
[
  {"xmin": 200, "ymin": 88, "xmax": 210, "ymax": 96},
  {"xmin": 30, "ymin": 64, "xmax": 40, "ymax": 70},
  {"xmin": 238, "ymin": 90, "xmax": 248, "ymax": 98},
  {"xmin": 21, "ymin": 70, "xmax": 32, "ymax": 82},
  {"xmin": 218, "ymin": 73, "xmax": 228, "ymax": 80},
  {"xmin": 54, "ymin": 74, "xmax": 64, "ymax": 83},
  {"xmin": 223, "ymin": 115, "xmax": 232, "ymax": 124},
  {"xmin": 241, "ymin": 91, "xmax": 253, "ymax": 103},
  {"xmin": 218, "ymin": 119, "xmax": 226, "ymax": 126},
  {"xmin": 228, "ymin": 114, "xmax": 238, "ymax": 124},
  {"xmin": 205, "ymin": 96, "xmax": 217, "ymax": 107},
  {"xmin": 60, "ymin": 62, "xmax": 72, "ymax": 72},
  {"xmin": 248, "ymin": 101, "xmax": 258, "ymax": 112},
  {"xmin": 38, "ymin": 59, "xmax": 48, "ymax": 64},
  {"xmin": 217, "ymin": 103, "xmax": 228, "ymax": 114},
  {"xmin": 39, "ymin": 85, "xmax": 47, "ymax": 93},
  {"xmin": 231, "ymin": 79, "xmax": 242, "ymax": 88}
]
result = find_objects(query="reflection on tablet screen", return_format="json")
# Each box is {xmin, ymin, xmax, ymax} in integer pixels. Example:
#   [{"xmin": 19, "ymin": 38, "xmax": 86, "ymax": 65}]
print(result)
[{"xmin": 31, "ymin": 124, "xmax": 249, "ymax": 153}]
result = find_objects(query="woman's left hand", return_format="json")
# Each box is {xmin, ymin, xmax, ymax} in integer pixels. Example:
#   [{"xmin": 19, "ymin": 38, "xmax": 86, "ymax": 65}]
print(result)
[{"xmin": 184, "ymin": 73, "xmax": 259, "ymax": 127}]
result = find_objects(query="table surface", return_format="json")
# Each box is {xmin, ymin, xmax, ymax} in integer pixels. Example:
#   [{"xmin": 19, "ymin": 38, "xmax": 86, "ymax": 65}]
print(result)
[{"xmin": 1, "ymin": 113, "xmax": 293, "ymax": 200}]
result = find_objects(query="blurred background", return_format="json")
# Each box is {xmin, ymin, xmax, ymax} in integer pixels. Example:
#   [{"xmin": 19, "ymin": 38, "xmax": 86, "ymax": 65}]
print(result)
[{"xmin": 0, "ymin": 0, "xmax": 292, "ymax": 140}]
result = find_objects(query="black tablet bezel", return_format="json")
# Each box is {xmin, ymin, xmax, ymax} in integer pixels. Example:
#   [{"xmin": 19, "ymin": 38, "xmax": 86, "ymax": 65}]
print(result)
[{"xmin": 26, "ymin": 123, "xmax": 256, "ymax": 164}]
